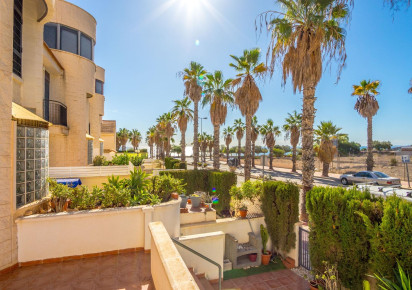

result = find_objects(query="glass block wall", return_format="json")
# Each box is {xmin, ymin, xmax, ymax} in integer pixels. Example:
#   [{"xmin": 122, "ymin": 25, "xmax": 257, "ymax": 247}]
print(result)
[{"xmin": 16, "ymin": 126, "xmax": 49, "ymax": 208}]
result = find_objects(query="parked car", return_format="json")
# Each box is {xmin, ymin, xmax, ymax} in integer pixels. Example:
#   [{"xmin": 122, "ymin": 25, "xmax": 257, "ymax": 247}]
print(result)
[{"xmin": 340, "ymin": 171, "xmax": 401, "ymax": 186}]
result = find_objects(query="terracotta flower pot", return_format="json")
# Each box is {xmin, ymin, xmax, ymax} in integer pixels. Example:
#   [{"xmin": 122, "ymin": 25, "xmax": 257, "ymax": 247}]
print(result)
[
  {"xmin": 171, "ymin": 192, "xmax": 179, "ymax": 200},
  {"xmin": 261, "ymin": 251, "xmax": 272, "ymax": 265},
  {"xmin": 188, "ymin": 199, "xmax": 191, "ymax": 204},
  {"xmin": 239, "ymin": 209, "xmax": 247, "ymax": 218},
  {"xmin": 248, "ymin": 253, "xmax": 257, "ymax": 262}
]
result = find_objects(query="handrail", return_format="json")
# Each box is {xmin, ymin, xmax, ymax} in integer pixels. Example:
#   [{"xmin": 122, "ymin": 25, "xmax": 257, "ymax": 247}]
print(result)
[{"xmin": 172, "ymin": 237, "xmax": 222, "ymax": 290}]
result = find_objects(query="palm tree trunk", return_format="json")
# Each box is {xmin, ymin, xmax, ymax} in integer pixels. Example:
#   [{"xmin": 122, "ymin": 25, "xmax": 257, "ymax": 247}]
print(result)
[
  {"xmin": 322, "ymin": 162, "xmax": 329, "ymax": 177},
  {"xmin": 244, "ymin": 115, "xmax": 252, "ymax": 181},
  {"xmin": 292, "ymin": 145, "xmax": 297, "ymax": 173},
  {"xmin": 226, "ymin": 145, "xmax": 229, "ymax": 163},
  {"xmin": 269, "ymin": 148, "xmax": 273, "ymax": 170},
  {"xmin": 237, "ymin": 138, "xmax": 241, "ymax": 165},
  {"xmin": 213, "ymin": 125, "xmax": 220, "ymax": 170},
  {"xmin": 366, "ymin": 116, "xmax": 374, "ymax": 171},
  {"xmin": 300, "ymin": 83, "xmax": 316, "ymax": 222},
  {"xmin": 193, "ymin": 101, "xmax": 199, "ymax": 170},
  {"xmin": 252, "ymin": 141, "xmax": 256, "ymax": 167},
  {"xmin": 181, "ymin": 130, "xmax": 186, "ymax": 162}
]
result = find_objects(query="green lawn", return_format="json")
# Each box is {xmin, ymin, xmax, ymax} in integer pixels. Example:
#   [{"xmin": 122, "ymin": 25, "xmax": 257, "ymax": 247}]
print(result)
[{"xmin": 223, "ymin": 256, "xmax": 285, "ymax": 280}]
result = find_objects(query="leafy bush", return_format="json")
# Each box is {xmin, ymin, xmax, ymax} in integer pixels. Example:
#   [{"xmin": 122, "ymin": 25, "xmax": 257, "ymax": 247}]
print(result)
[
  {"xmin": 159, "ymin": 170, "xmax": 236, "ymax": 213},
  {"xmin": 165, "ymin": 157, "xmax": 181, "ymax": 169},
  {"xmin": 140, "ymin": 148, "xmax": 148, "ymax": 153},
  {"xmin": 148, "ymin": 174, "xmax": 185, "ymax": 202},
  {"xmin": 130, "ymin": 155, "xmax": 144, "ymax": 166},
  {"xmin": 307, "ymin": 186, "xmax": 412, "ymax": 289},
  {"xmin": 338, "ymin": 140, "xmax": 361, "ymax": 156},
  {"xmin": 173, "ymin": 161, "xmax": 187, "ymax": 169},
  {"xmin": 260, "ymin": 181, "xmax": 299, "ymax": 256},
  {"xmin": 127, "ymin": 148, "xmax": 135, "ymax": 153},
  {"xmin": 390, "ymin": 158, "xmax": 398, "ymax": 166},
  {"xmin": 93, "ymin": 155, "xmax": 107, "ymax": 166},
  {"xmin": 272, "ymin": 148, "xmax": 285, "ymax": 158},
  {"xmin": 111, "ymin": 153, "xmax": 130, "ymax": 165},
  {"xmin": 230, "ymin": 180, "xmax": 262, "ymax": 201}
]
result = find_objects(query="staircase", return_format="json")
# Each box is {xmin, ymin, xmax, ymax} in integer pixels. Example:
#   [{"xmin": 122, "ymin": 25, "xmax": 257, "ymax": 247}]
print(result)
[{"xmin": 189, "ymin": 268, "xmax": 216, "ymax": 290}]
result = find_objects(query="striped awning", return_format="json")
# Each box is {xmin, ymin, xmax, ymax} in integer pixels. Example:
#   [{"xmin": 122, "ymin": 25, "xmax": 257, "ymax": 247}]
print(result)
[{"xmin": 12, "ymin": 102, "xmax": 50, "ymax": 128}]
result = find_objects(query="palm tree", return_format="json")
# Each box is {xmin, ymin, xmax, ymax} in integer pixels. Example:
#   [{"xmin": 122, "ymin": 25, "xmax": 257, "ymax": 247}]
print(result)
[
  {"xmin": 116, "ymin": 132, "xmax": 122, "ymax": 152},
  {"xmin": 262, "ymin": 0, "xmax": 349, "ymax": 221},
  {"xmin": 233, "ymin": 119, "xmax": 244, "ymax": 165},
  {"xmin": 251, "ymin": 116, "xmax": 260, "ymax": 168},
  {"xmin": 118, "ymin": 128, "xmax": 130, "ymax": 152},
  {"xmin": 314, "ymin": 121, "xmax": 346, "ymax": 177},
  {"xmin": 208, "ymin": 139, "xmax": 213, "ymax": 160},
  {"xmin": 129, "ymin": 129, "xmax": 142, "ymax": 152},
  {"xmin": 408, "ymin": 79, "xmax": 412, "ymax": 94},
  {"xmin": 180, "ymin": 62, "xmax": 207, "ymax": 170},
  {"xmin": 230, "ymin": 48, "xmax": 267, "ymax": 181},
  {"xmin": 202, "ymin": 70, "xmax": 234, "ymax": 170},
  {"xmin": 146, "ymin": 126, "xmax": 156, "ymax": 158},
  {"xmin": 260, "ymin": 119, "xmax": 281, "ymax": 170},
  {"xmin": 352, "ymin": 80, "xmax": 380, "ymax": 171},
  {"xmin": 156, "ymin": 113, "xmax": 175, "ymax": 158},
  {"xmin": 283, "ymin": 111, "xmax": 302, "ymax": 172},
  {"xmin": 223, "ymin": 127, "xmax": 233, "ymax": 163},
  {"xmin": 172, "ymin": 97, "xmax": 193, "ymax": 162},
  {"xmin": 198, "ymin": 132, "xmax": 209, "ymax": 164}
]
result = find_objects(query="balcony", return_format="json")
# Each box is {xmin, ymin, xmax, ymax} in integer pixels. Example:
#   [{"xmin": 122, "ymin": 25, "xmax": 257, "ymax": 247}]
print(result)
[{"xmin": 44, "ymin": 100, "xmax": 67, "ymax": 127}]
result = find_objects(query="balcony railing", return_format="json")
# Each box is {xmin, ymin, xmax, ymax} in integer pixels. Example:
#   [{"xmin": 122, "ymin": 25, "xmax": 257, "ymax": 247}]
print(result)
[{"xmin": 44, "ymin": 100, "xmax": 67, "ymax": 127}]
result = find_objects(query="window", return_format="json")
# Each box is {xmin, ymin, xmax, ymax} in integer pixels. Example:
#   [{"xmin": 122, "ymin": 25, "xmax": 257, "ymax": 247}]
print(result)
[
  {"xmin": 354, "ymin": 172, "xmax": 365, "ymax": 177},
  {"xmin": 80, "ymin": 33, "xmax": 92, "ymax": 60},
  {"xmin": 13, "ymin": 0, "xmax": 23, "ymax": 77},
  {"xmin": 374, "ymin": 172, "xmax": 389, "ymax": 178},
  {"xmin": 95, "ymin": 79, "xmax": 104, "ymax": 94},
  {"xmin": 60, "ymin": 26, "xmax": 78, "ymax": 54},
  {"xmin": 44, "ymin": 23, "xmax": 57, "ymax": 49},
  {"xmin": 16, "ymin": 126, "xmax": 49, "ymax": 208},
  {"xmin": 364, "ymin": 173, "xmax": 373, "ymax": 178}
]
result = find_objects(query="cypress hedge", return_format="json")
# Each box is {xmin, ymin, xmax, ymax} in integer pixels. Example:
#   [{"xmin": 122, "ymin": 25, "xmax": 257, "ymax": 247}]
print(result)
[
  {"xmin": 307, "ymin": 186, "xmax": 411, "ymax": 289},
  {"xmin": 159, "ymin": 170, "xmax": 236, "ymax": 213},
  {"xmin": 260, "ymin": 181, "xmax": 299, "ymax": 255}
]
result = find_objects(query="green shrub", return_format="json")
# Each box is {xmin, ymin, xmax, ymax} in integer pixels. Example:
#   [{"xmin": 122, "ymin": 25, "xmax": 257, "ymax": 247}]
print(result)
[
  {"xmin": 272, "ymin": 148, "xmax": 285, "ymax": 158},
  {"xmin": 111, "ymin": 153, "xmax": 130, "ymax": 165},
  {"xmin": 390, "ymin": 158, "xmax": 398, "ymax": 166},
  {"xmin": 260, "ymin": 181, "xmax": 299, "ymax": 255},
  {"xmin": 148, "ymin": 174, "xmax": 185, "ymax": 202},
  {"xmin": 140, "ymin": 148, "xmax": 148, "ymax": 153},
  {"xmin": 159, "ymin": 170, "xmax": 236, "ymax": 213},
  {"xmin": 173, "ymin": 161, "xmax": 187, "ymax": 169},
  {"xmin": 130, "ymin": 155, "xmax": 144, "ymax": 166},
  {"xmin": 93, "ymin": 155, "xmax": 107, "ymax": 166}
]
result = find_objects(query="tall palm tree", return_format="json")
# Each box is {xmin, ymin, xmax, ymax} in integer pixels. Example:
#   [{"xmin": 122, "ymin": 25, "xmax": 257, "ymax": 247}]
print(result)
[
  {"xmin": 118, "ymin": 128, "xmax": 130, "ymax": 152},
  {"xmin": 262, "ymin": 0, "xmax": 349, "ymax": 221},
  {"xmin": 260, "ymin": 119, "xmax": 281, "ymax": 170},
  {"xmin": 129, "ymin": 129, "xmax": 142, "ymax": 152},
  {"xmin": 172, "ymin": 97, "xmax": 193, "ymax": 162},
  {"xmin": 180, "ymin": 62, "xmax": 207, "ymax": 170},
  {"xmin": 314, "ymin": 121, "xmax": 346, "ymax": 177},
  {"xmin": 233, "ymin": 119, "xmax": 244, "ymax": 164},
  {"xmin": 251, "ymin": 116, "xmax": 260, "ymax": 168},
  {"xmin": 283, "ymin": 111, "xmax": 302, "ymax": 172},
  {"xmin": 208, "ymin": 139, "xmax": 213, "ymax": 160},
  {"xmin": 116, "ymin": 132, "xmax": 122, "ymax": 152},
  {"xmin": 230, "ymin": 48, "xmax": 267, "ymax": 181},
  {"xmin": 198, "ymin": 132, "xmax": 209, "ymax": 164},
  {"xmin": 156, "ymin": 113, "xmax": 175, "ymax": 158},
  {"xmin": 408, "ymin": 79, "xmax": 412, "ymax": 94},
  {"xmin": 351, "ymin": 80, "xmax": 380, "ymax": 171},
  {"xmin": 223, "ymin": 127, "xmax": 233, "ymax": 163},
  {"xmin": 146, "ymin": 126, "xmax": 156, "ymax": 158},
  {"xmin": 202, "ymin": 70, "xmax": 234, "ymax": 170}
]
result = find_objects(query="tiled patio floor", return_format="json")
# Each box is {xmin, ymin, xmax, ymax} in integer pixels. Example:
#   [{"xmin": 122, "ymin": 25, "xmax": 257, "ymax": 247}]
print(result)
[
  {"xmin": 0, "ymin": 251, "xmax": 154, "ymax": 290},
  {"xmin": 216, "ymin": 269, "xmax": 310, "ymax": 290}
]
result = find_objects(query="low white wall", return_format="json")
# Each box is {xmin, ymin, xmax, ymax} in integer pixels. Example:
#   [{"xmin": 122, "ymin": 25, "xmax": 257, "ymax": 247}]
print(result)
[
  {"xmin": 176, "ymin": 231, "xmax": 225, "ymax": 280},
  {"xmin": 49, "ymin": 163, "xmax": 133, "ymax": 178},
  {"xmin": 16, "ymin": 199, "xmax": 180, "ymax": 262},
  {"xmin": 180, "ymin": 210, "xmax": 216, "ymax": 225}
]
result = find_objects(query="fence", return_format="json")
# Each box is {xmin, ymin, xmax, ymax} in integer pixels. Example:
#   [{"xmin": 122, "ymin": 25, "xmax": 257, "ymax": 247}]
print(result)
[
  {"xmin": 49, "ymin": 163, "xmax": 134, "ymax": 178},
  {"xmin": 298, "ymin": 227, "xmax": 311, "ymax": 270}
]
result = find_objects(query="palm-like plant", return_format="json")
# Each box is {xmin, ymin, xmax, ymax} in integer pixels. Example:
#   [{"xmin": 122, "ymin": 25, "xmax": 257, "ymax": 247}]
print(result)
[
  {"xmin": 251, "ymin": 116, "xmax": 260, "ymax": 168},
  {"xmin": 233, "ymin": 119, "xmax": 245, "ymax": 164},
  {"xmin": 180, "ymin": 62, "xmax": 207, "ymax": 170},
  {"xmin": 352, "ymin": 80, "xmax": 380, "ymax": 171},
  {"xmin": 202, "ymin": 70, "xmax": 234, "ymax": 169},
  {"xmin": 230, "ymin": 48, "xmax": 267, "ymax": 180},
  {"xmin": 118, "ymin": 128, "xmax": 130, "ymax": 152},
  {"xmin": 146, "ymin": 126, "xmax": 156, "ymax": 158},
  {"xmin": 129, "ymin": 129, "xmax": 142, "ymax": 152},
  {"xmin": 314, "ymin": 121, "xmax": 346, "ymax": 177},
  {"xmin": 260, "ymin": 119, "xmax": 281, "ymax": 170},
  {"xmin": 283, "ymin": 111, "xmax": 302, "ymax": 172},
  {"xmin": 172, "ymin": 97, "xmax": 193, "ymax": 162},
  {"xmin": 156, "ymin": 113, "xmax": 175, "ymax": 158},
  {"xmin": 262, "ymin": 0, "xmax": 349, "ymax": 221},
  {"xmin": 116, "ymin": 132, "xmax": 122, "ymax": 152},
  {"xmin": 223, "ymin": 127, "xmax": 233, "ymax": 163},
  {"xmin": 198, "ymin": 132, "xmax": 209, "ymax": 164}
]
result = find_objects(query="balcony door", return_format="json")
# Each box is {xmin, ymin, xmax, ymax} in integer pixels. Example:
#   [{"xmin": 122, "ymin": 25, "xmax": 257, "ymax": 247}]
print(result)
[{"xmin": 44, "ymin": 71, "xmax": 50, "ymax": 121}]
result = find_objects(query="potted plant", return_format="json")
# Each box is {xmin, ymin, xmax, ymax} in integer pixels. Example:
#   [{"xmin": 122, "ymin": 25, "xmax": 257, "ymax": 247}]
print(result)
[
  {"xmin": 260, "ymin": 225, "xmax": 271, "ymax": 265},
  {"xmin": 238, "ymin": 204, "xmax": 248, "ymax": 218},
  {"xmin": 248, "ymin": 253, "xmax": 258, "ymax": 262},
  {"xmin": 179, "ymin": 194, "xmax": 188, "ymax": 208},
  {"xmin": 190, "ymin": 194, "xmax": 201, "ymax": 208},
  {"xmin": 310, "ymin": 261, "xmax": 338, "ymax": 290}
]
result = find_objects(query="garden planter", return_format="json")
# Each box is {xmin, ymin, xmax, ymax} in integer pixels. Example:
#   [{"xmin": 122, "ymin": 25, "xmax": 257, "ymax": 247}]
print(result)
[
  {"xmin": 261, "ymin": 251, "xmax": 272, "ymax": 265},
  {"xmin": 248, "ymin": 253, "xmax": 257, "ymax": 262},
  {"xmin": 191, "ymin": 196, "xmax": 201, "ymax": 208},
  {"xmin": 205, "ymin": 203, "xmax": 212, "ymax": 209},
  {"xmin": 281, "ymin": 257, "xmax": 295, "ymax": 269},
  {"xmin": 239, "ymin": 209, "xmax": 248, "ymax": 218},
  {"xmin": 179, "ymin": 195, "xmax": 188, "ymax": 208}
]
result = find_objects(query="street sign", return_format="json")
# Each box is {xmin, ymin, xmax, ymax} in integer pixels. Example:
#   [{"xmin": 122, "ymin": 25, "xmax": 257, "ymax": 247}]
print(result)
[{"xmin": 402, "ymin": 155, "xmax": 410, "ymax": 164}]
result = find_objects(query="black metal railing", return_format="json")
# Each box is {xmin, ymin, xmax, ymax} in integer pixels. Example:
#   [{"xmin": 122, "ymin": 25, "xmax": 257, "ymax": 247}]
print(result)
[
  {"xmin": 298, "ymin": 227, "xmax": 312, "ymax": 270},
  {"xmin": 45, "ymin": 100, "xmax": 67, "ymax": 126}
]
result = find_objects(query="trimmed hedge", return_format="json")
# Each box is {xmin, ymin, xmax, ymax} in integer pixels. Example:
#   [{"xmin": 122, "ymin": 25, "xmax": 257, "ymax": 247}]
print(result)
[
  {"xmin": 307, "ymin": 186, "xmax": 411, "ymax": 289},
  {"xmin": 159, "ymin": 170, "xmax": 236, "ymax": 213},
  {"xmin": 260, "ymin": 181, "xmax": 299, "ymax": 255},
  {"xmin": 165, "ymin": 157, "xmax": 186, "ymax": 170}
]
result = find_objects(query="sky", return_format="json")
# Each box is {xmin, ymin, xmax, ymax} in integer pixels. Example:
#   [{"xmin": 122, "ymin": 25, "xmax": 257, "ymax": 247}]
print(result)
[{"xmin": 69, "ymin": 0, "xmax": 412, "ymax": 148}]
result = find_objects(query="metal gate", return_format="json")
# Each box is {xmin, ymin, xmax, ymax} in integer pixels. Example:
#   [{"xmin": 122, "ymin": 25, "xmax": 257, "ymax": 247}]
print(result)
[{"xmin": 298, "ymin": 227, "xmax": 312, "ymax": 270}]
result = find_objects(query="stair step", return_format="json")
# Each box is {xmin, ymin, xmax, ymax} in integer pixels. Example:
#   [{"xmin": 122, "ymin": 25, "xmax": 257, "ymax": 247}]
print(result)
[{"xmin": 198, "ymin": 277, "xmax": 215, "ymax": 290}]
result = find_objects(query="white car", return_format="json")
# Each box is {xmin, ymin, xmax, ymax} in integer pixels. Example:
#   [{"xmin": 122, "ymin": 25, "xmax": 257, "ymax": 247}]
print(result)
[{"xmin": 340, "ymin": 171, "xmax": 401, "ymax": 186}]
